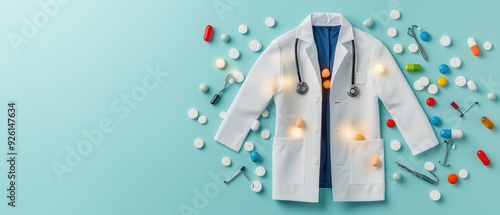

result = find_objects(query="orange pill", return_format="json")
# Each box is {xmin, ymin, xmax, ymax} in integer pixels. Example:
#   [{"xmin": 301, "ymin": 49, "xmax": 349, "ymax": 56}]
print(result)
[
  {"xmin": 371, "ymin": 156, "xmax": 381, "ymax": 167},
  {"xmin": 355, "ymin": 134, "xmax": 365, "ymax": 140},
  {"xmin": 448, "ymin": 173, "xmax": 459, "ymax": 184},
  {"xmin": 468, "ymin": 38, "xmax": 481, "ymax": 57},
  {"xmin": 295, "ymin": 118, "xmax": 305, "ymax": 128},
  {"xmin": 321, "ymin": 68, "xmax": 331, "ymax": 78},
  {"xmin": 481, "ymin": 116, "xmax": 494, "ymax": 129},
  {"xmin": 323, "ymin": 80, "xmax": 331, "ymax": 89}
]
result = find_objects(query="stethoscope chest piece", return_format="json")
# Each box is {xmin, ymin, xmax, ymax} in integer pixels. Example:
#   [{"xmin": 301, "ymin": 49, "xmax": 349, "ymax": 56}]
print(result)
[
  {"xmin": 347, "ymin": 85, "xmax": 360, "ymax": 97},
  {"xmin": 296, "ymin": 82, "xmax": 309, "ymax": 94}
]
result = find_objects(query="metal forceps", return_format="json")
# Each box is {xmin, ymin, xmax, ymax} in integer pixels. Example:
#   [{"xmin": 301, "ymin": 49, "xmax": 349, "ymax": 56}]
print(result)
[
  {"xmin": 407, "ymin": 25, "xmax": 427, "ymax": 60},
  {"xmin": 396, "ymin": 162, "xmax": 438, "ymax": 184},
  {"xmin": 210, "ymin": 73, "xmax": 233, "ymax": 105}
]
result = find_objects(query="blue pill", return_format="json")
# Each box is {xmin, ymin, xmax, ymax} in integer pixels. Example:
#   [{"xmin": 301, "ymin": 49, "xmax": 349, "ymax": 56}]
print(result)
[
  {"xmin": 420, "ymin": 31, "xmax": 431, "ymax": 41},
  {"xmin": 430, "ymin": 116, "xmax": 441, "ymax": 126},
  {"xmin": 439, "ymin": 64, "xmax": 450, "ymax": 74},
  {"xmin": 250, "ymin": 151, "xmax": 260, "ymax": 163}
]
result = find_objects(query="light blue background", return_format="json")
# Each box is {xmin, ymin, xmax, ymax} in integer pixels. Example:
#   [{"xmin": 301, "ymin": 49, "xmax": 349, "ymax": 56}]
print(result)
[{"xmin": 1, "ymin": 0, "xmax": 500, "ymax": 214}]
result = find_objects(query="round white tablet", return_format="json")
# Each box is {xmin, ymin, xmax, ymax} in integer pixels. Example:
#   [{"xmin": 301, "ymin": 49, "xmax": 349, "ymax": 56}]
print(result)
[
  {"xmin": 393, "ymin": 43, "xmax": 403, "ymax": 54},
  {"xmin": 215, "ymin": 58, "xmax": 226, "ymax": 69},
  {"xmin": 219, "ymin": 111, "xmax": 226, "ymax": 119},
  {"xmin": 261, "ymin": 110, "xmax": 269, "ymax": 118},
  {"xmin": 244, "ymin": 141, "xmax": 255, "ymax": 151},
  {"xmin": 188, "ymin": 108, "xmax": 199, "ymax": 119},
  {"xmin": 393, "ymin": 172, "xmax": 401, "ymax": 181},
  {"xmin": 390, "ymin": 140, "xmax": 402, "ymax": 151},
  {"xmin": 265, "ymin": 17, "xmax": 276, "ymax": 27},
  {"xmin": 430, "ymin": 190, "xmax": 441, "ymax": 201},
  {"xmin": 387, "ymin": 28, "xmax": 398, "ymax": 37},
  {"xmin": 428, "ymin": 84, "xmax": 438, "ymax": 95},
  {"xmin": 251, "ymin": 120, "xmax": 260, "ymax": 131},
  {"xmin": 424, "ymin": 161, "xmax": 435, "ymax": 171},
  {"xmin": 251, "ymin": 181, "xmax": 262, "ymax": 192},
  {"xmin": 455, "ymin": 76, "xmax": 467, "ymax": 87},
  {"xmin": 440, "ymin": 35, "xmax": 452, "ymax": 47},
  {"xmin": 221, "ymin": 157, "xmax": 231, "ymax": 166},
  {"xmin": 413, "ymin": 80, "xmax": 424, "ymax": 91},
  {"xmin": 228, "ymin": 48, "xmax": 240, "ymax": 59},
  {"xmin": 459, "ymin": 169, "xmax": 469, "ymax": 179},
  {"xmin": 194, "ymin": 138, "xmax": 204, "ymax": 149},
  {"xmin": 419, "ymin": 76, "xmax": 430, "ymax": 87},
  {"xmin": 221, "ymin": 33, "xmax": 229, "ymax": 42},
  {"xmin": 230, "ymin": 70, "xmax": 244, "ymax": 83},
  {"xmin": 488, "ymin": 92, "xmax": 497, "ymax": 100},
  {"xmin": 198, "ymin": 115, "xmax": 207, "ymax": 124},
  {"xmin": 261, "ymin": 130, "xmax": 271, "ymax": 139},
  {"xmin": 249, "ymin": 40, "xmax": 262, "ymax": 52},
  {"xmin": 483, "ymin": 41, "xmax": 493, "ymax": 51},
  {"xmin": 238, "ymin": 24, "xmax": 248, "ymax": 34},
  {"xmin": 408, "ymin": 43, "xmax": 418, "ymax": 53},
  {"xmin": 390, "ymin": 10, "xmax": 401, "ymax": 20},
  {"xmin": 467, "ymin": 80, "xmax": 477, "ymax": 91},
  {"xmin": 255, "ymin": 166, "xmax": 266, "ymax": 177},
  {"xmin": 450, "ymin": 57, "xmax": 462, "ymax": 68},
  {"xmin": 199, "ymin": 84, "xmax": 208, "ymax": 93}
]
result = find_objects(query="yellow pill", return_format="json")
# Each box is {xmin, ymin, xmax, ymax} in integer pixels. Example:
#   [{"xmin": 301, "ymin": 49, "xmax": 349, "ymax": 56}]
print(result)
[
  {"xmin": 481, "ymin": 116, "xmax": 494, "ymax": 129},
  {"xmin": 437, "ymin": 76, "xmax": 447, "ymax": 86},
  {"xmin": 355, "ymin": 134, "xmax": 365, "ymax": 140},
  {"xmin": 321, "ymin": 68, "xmax": 331, "ymax": 78},
  {"xmin": 296, "ymin": 118, "xmax": 305, "ymax": 128},
  {"xmin": 323, "ymin": 80, "xmax": 331, "ymax": 89}
]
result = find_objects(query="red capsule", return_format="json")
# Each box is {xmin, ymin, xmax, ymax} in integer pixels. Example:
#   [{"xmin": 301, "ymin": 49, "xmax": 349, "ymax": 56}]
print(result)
[
  {"xmin": 451, "ymin": 101, "xmax": 459, "ymax": 109},
  {"xmin": 477, "ymin": 150, "xmax": 491, "ymax": 166},
  {"xmin": 426, "ymin": 97, "xmax": 436, "ymax": 106},
  {"xmin": 386, "ymin": 119, "xmax": 396, "ymax": 128},
  {"xmin": 204, "ymin": 25, "xmax": 213, "ymax": 42}
]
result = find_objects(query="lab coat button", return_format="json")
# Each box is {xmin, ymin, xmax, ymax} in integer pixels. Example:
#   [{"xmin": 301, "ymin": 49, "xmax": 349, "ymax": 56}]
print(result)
[
  {"xmin": 312, "ymin": 157, "xmax": 319, "ymax": 165},
  {"xmin": 313, "ymin": 125, "xmax": 319, "ymax": 134},
  {"xmin": 313, "ymin": 95, "xmax": 320, "ymax": 103}
]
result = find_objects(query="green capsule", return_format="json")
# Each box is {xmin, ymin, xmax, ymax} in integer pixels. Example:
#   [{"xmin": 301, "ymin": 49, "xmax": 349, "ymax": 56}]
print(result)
[{"xmin": 405, "ymin": 64, "xmax": 422, "ymax": 71}]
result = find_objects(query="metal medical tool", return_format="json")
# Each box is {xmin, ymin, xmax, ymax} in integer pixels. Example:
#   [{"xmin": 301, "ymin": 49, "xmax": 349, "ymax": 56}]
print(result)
[
  {"xmin": 439, "ymin": 140, "xmax": 455, "ymax": 167},
  {"xmin": 451, "ymin": 101, "xmax": 479, "ymax": 117},
  {"xmin": 407, "ymin": 25, "xmax": 427, "ymax": 60},
  {"xmin": 210, "ymin": 73, "xmax": 233, "ymax": 105},
  {"xmin": 223, "ymin": 166, "xmax": 254, "ymax": 187},
  {"xmin": 396, "ymin": 162, "xmax": 438, "ymax": 184},
  {"xmin": 462, "ymin": 101, "xmax": 479, "ymax": 116}
]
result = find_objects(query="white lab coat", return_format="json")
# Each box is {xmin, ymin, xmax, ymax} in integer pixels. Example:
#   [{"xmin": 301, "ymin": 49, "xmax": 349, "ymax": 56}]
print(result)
[{"xmin": 215, "ymin": 13, "xmax": 438, "ymax": 202}]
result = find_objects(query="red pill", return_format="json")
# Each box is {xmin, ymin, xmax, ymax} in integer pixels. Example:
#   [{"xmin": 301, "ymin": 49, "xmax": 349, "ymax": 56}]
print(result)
[
  {"xmin": 477, "ymin": 150, "xmax": 491, "ymax": 166},
  {"xmin": 386, "ymin": 119, "xmax": 396, "ymax": 128},
  {"xmin": 451, "ymin": 101, "xmax": 459, "ymax": 109},
  {"xmin": 426, "ymin": 97, "xmax": 436, "ymax": 106},
  {"xmin": 448, "ymin": 173, "xmax": 459, "ymax": 184},
  {"xmin": 204, "ymin": 25, "xmax": 213, "ymax": 42}
]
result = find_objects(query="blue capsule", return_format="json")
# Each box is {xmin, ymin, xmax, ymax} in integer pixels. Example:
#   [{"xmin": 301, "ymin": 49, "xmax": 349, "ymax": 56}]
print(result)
[
  {"xmin": 430, "ymin": 116, "xmax": 442, "ymax": 126},
  {"xmin": 250, "ymin": 151, "xmax": 260, "ymax": 163},
  {"xmin": 420, "ymin": 31, "xmax": 431, "ymax": 41},
  {"xmin": 440, "ymin": 129, "xmax": 463, "ymax": 139},
  {"xmin": 439, "ymin": 64, "xmax": 450, "ymax": 74}
]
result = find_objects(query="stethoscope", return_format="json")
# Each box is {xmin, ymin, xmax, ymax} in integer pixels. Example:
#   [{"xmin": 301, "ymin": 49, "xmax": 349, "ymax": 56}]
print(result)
[{"xmin": 295, "ymin": 38, "xmax": 359, "ymax": 97}]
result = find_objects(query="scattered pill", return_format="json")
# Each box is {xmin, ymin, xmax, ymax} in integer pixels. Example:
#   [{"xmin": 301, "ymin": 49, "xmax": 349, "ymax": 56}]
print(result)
[
  {"xmin": 261, "ymin": 130, "xmax": 270, "ymax": 139},
  {"xmin": 265, "ymin": 17, "xmax": 276, "ymax": 27},
  {"xmin": 355, "ymin": 134, "xmax": 365, "ymax": 140},
  {"xmin": 363, "ymin": 18, "xmax": 374, "ymax": 27},
  {"xmin": 467, "ymin": 80, "xmax": 477, "ymax": 91},
  {"xmin": 408, "ymin": 43, "xmax": 419, "ymax": 53},
  {"xmin": 390, "ymin": 140, "xmax": 401, "ymax": 151},
  {"xmin": 488, "ymin": 92, "xmax": 496, "ymax": 100},
  {"xmin": 244, "ymin": 141, "xmax": 255, "ymax": 151},
  {"xmin": 428, "ymin": 84, "xmax": 438, "ymax": 95},
  {"xmin": 222, "ymin": 157, "xmax": 231, "ymax": 166},
  {"xmin": 420, "ymin": 31, "xmax": 431, "ymax": 41},
  {"xmin": 321, "ymin": 68, "xmax": 331, "ymax": 78},
  {"xmin": 250, "ymin": 151, "xmax": 260, "ymax": 163},
  {"xmin": 261, "ymin": 110, "xmax": 269, "ymax": 118},
  {"xmin": 483, "ymin": 41, "xmax": 493, "ymax": 51},
  {"xmin": 194, "ymin": 138, "xmax": 204, "ymax": 149},
  {"xmin": 215, "ymin": 58, "xmax": 226, "ymax": 69},
  {"xmin": 296, "ymin": 118, "xmax": 305, "ymax": 128},
  {"xmin": 448, "ymin": 173, "xmax": 459, "ymax": 184},
  {"xmin": 426, "ymin": 97, "xmax": 436, "ymax": 106},
  {"xmin": 323, "ymin": 80, "xmax": 331, "ymax": 89},
  {"xmin": 371, "ymin": 157, "xmax": 381, "ymax": 167},
  {"xmin": 255, "ymin": 166, "xmax": 266, "ymax": 177},
  {"xmin": 199, "ymin": 83, "xmax": 208, "ymax": 92},
  {"xmin": 390, "ymin": 10, "xmax": 401, "ymax": 20},
  {"xmin": 481, "ymin": 116, "xmax": 494, "ymax": 129},
  {"xmin": 219, "ymin": 111, "xmax": 226, "ymax": 119},
  {"xmin": 251, "ymin": 120, "xmax": 260, "ymax": 131},
  {"xmin": 468, "ymin": 38, "xmax": 481, "ymax": 56},
  {"xmin": 440, "ymin": 35, "xmax": 452, "ymax": 46},
  {"xmin": 424, "ymin": 161, "xmax": 435, "ymax": 171},
  {"xmin": 393, "ymin": 43, "xmax": 403, "ymax": 54},
  {"xmin": 230, "ymin": 70, "xmax": 245, "ymax": 83},
  {"xmin": 477, "ymin": 150, "xmax": 491, "ymax": 166},
  {"xmin": 204, "ymin": 25, "xmax": 213, "ymax": 42},
  {"xmin": 440, "ymin": 129, "xmax": 463, "ymax": 138},
  {"xmin": 387, "ymin": 28, "xmax": 398, "ymax": 37},
  {"xmin": 198, "ymin": 115, "xmax": 207, "ymax": 124},
  {"xmin": 414, "ymin": 80, "xmax": 424, "ymax": 91},
  {"xmin": 459, "ymin": 169, "xmax": 469, "ymax": 179},
  {"xmin": 251, "ymin": 181, "xmax": 262, "ymax": 192},
  {"xmin": 228, "ymin": 48, "xmax": 240, "ymax": 59},
  {"xmin": 221, "ymin": 33, "xmax": 229, "ymax": 42},
  {"xmin": 386, "ymin": 119, "xmax": 396, "ymax": 128},
  {"xmin": 455, "ymin": 76, "xmax": 467, "ymax": 87},
  {"xmin": 419, "ymin": 76, "xmax": 430, "ymax": 86},
  {"xmin": 238, "ymin": 24, "xmax": 248, "ymax": 34},
  {"xmin": 450, "ymin": 57, "xmax": 462, "ymax": 68},
  {"xmin": 249, "ymin": 40, "xmax": 262, "ymax": 52},
  {"xmin": 393, "ymin": 172, "xmax": 402, "ymax": 181},
  {"xmin": 439, "ymin": 64, "xmax": 450, "ymax": 74},
  {"xmin": 406, "ymin": 64, "xmax": 422, "ymax": 72},
  {"xmin": 437, "ymin": 77, "xmax": 447, "ymax": 87},
  {"xmin": 188, "ymin": 108, "xmax": 199, "ymax": 119},
  {"xmin": 430, "ymin": 190, "xmax": 441, "ymax": 201},
  {"xmin": 430, "ymin": 116, "xmax": 442, "ymax": 126}
]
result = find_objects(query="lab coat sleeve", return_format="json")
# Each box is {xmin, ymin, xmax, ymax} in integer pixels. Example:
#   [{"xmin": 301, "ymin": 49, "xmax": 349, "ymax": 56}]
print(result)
[
  {"xmin": 370, "ymin": 41, "xmax": 438, "ymax": 156},
  {"xmin": 214, "ymin": 41, "xmax": 281, "ymax": 152}
]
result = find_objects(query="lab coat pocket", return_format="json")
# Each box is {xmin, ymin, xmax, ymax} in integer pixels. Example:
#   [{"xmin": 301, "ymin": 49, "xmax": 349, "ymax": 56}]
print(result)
[
  {"xmin": 349, "ymin": 139, "xmax": 384, "ymax": 185},
  {"xmin": 273, "ymin": 137, "xmax": 307, "ymax": 185}
]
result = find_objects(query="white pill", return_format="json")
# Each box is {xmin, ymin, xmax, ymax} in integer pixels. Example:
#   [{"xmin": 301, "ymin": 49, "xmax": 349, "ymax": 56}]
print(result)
[
  {"xmin": 430, "ymin": 190, "xmax": 441, "ymax": 201},
  {"xmin": 408, "ymin": 43, "xmax": 419, "ymax": 53},
  {"xmin": 261, "ymin": 130, "xmax": 271, "ymax": 139},
  {"xmin": 440, "ymin": 35, "xmax": 452, "ymax": 47},
  {"xmin": 188, "ymin": 108, "xmax": 199, "ymax": 119},
  {"xmin": 488, "ymin": 92, "xmax": 497, "ymax": 100},
  {"xmin": 251, "ymin": 181, "xmax": 262, "ymax": 192},
  {"xmin": 413, "ymin": 80, "xmax": 424, "ymax": 91},
  {"xmin": 393, "ymin": 172, "xmax": 401, "ymax": 181},
  {"xmin": 255, "ymin": 166, "xmax": 266, "ymax": 177},
  {"xmin": 249, "ymin": 40, "xmax": 262, "ymax": 52},
  {"xmin": 467, "ymin": 80, "xmax": 477, "ymax": 91},
  {"xmin": 390, "ymin": 10, "xmax": 401, "ymax": 20},
  {"xmin": 363, "ymin": 18, "xmax": 374, "ymax": 27},
  {"xmin": 228, "ymin": 48, "xmax": 240, "ymax": 59},
  {"xmin": 221, "ymin": 157, "xmax": 231, "ymax": 166},
  {"xmin": 261, "ymin": 110, "xmax": 269, "ymax": 118},
  {"xmin": 219, "ymin": 111, "xmax": 226, "ymax": 119},
  {"xmin": 393, "ymin": 44, "xmax": 403, "ymax": 54},
  {"xmin": 424, "ymin": 161, "xmax": 435, "ymax": 171},
  {"xmin": 455, "ymin": 76, "xmax": 467, "ymax": 87},
  {"xmin": 483, "ymin": 41, "xmax": 493, "ymax": 51},
  {"xmin": 238, "ymin": 24, "xmax": 248, "ymax": 34},
  {"xmin": 450, "ymin": 57, "xmax": 462, "ymax": 68},
  {"xmin": 221, "ymin": 33, "xmax": 229, "ymax": 42},
  {"xmin": 230, "ymin": 70, "xmax": 244, "ymax": 83},
  {"xmin": 198, "ymin": 115, "xmax": 207, "ymax": 124},
  {"xmin": 419, "ymin": 76, "xmax": 430, "ymax": 87},
  {"xmin": 244, "ymin": 141, "xmax": 255, "ymax": 151},
  {"xmin": 428, "ymin": 84, "xmax": 438, "ymax": 95},
  {"xmin": 390, "ymin": 140, "xmax": 402, "ymax": 151},
  {"xmin": 265, "ymin": 17, "xmax": 276, "ymax": 27},
  {"xmin": 251, "ymin": 120, "xmax": 260, "ymax": 131},
  {"xmin": 199, "ymin": 84, "xmax": 208, "ymax": 93},
  {"xmin": 215, "ymin": 58, "xmax": 226, "ymax": 69},
  {"xmin": 459, "ymin": 169, "xmax": 469, "ymax": 179},
  {"xmin": 387, "ymin": 28, "xmax": 398, "ymax": 37},
  {"xmin": 194, "ymin": 138, "xmax": 204, "ymax": 149}
]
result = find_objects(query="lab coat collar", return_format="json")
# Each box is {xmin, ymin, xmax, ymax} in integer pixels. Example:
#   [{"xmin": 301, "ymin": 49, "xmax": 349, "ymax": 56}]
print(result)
[{"xmin": 296, "ymin": 13, "xmax": 354, "ymax": 44}]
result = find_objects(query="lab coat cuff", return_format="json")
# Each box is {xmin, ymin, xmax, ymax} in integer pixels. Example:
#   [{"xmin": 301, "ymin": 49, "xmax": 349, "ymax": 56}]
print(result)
[{"xmin": 410, "ymin": 138, "xmax": 439, "ymax": 156}]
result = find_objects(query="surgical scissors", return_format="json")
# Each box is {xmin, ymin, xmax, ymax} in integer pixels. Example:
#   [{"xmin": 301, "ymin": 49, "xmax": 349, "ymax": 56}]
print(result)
[
  {"xmin": 407, "ymin": 25, "xmax": 427, "ymax": 60},
  {"xmin": 396, "ymin": 162, "xmax": 437, "ymax": 184}
]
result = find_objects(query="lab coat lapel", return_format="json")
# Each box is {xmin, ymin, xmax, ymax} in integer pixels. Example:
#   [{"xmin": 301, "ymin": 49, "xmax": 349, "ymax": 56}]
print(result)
[{"xmin": 330, "ymin": 43, "xmax": 348, "ymax": 82}]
